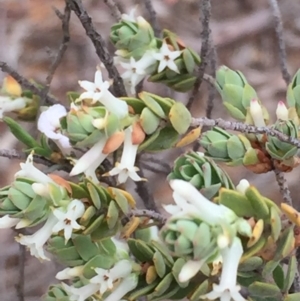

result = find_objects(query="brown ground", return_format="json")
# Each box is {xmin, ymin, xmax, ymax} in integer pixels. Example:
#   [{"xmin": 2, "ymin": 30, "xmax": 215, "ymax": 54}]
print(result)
[{"xmin": 1, "ymin": 0, "xmax": 300, "ymax": 300}]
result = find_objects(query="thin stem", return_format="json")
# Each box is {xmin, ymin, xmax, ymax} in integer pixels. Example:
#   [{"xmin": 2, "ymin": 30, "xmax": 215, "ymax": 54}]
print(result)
[
  {"xmin": 41, "ymin": 4, "xmax": 71, "ymax": 106},
  {"xmin": 0, "ymin": 62, "xmax": 58, "ymax": 105},
  {"xmin": 206, "ymin": 44, "xmax": 217, "ymax": 118},
  {"xmin": 130, "ymin": 209, "xmax": 166, "ymax": 226},
  {"xmin": 187, "ymin": 0, "xmax": 212, "ymax": 109},
  {"xmin": 274, "ymin": 169, "xmax": 293, "ymax": 206},
  {"xmin": 140, "ymin": 162, "xmax": 170, "ymax": 175},
  {"xmin": 268, "ymin": 0, "xmax": 291, "ymax": 85},
  {"xmin": 191, "ymin": 117, "xmax": 300, "ymax": 148},
  {"xmin": 135, "ymin": 155, "xmax": 159, "ymax": 212},
  {"xmin": 66, "ymin": 0, "xmax": 127, "ymax": 97},
  {"xmin": 0, "ymin": 149, "xmax": 72, "ymax": 172},
  {"xmin": 103, "ymin": 0, "xmax": 122, "ymax": 21},
  {"xmin": 15, "ymin": 243, "xmax": 26, "ymax": 301},
  {"xmin": 144, "ymin": 0, "xmax": 161, "ymax": 37}
]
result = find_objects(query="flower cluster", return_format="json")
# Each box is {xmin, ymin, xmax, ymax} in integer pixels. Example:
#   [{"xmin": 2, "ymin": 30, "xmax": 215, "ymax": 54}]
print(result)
[{"xmin": 162, "ymin": 179, "xmax": 250, "ymax": 301}]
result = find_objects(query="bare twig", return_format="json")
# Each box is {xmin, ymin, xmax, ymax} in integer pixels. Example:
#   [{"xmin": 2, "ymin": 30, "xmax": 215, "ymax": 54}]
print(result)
[
  {"xmin": 103, "ymin": 0, "xmax": 122, "ymax": 21},
  {"xmin": 206, "ymin": 45, "xmax": 217, "ymax": 118},
  {"xmin": 41, "ymin": 4, "xmax": 71, "ymax": 106},
  {"xmin": 187, "ymin": 0, "xmax": 212, "ymax": 109},
  {"xmin": 202, "ymin": 73, "xmax": 216, "ymax": 86},
  {"xmin": 191, "ymin": 117, "xmax": 300, "ymax": 148},
  {"xmin": 66, "ymin": 0, "xmax": 127, "ymax": 97},
  {"xmin": 135, "ymin": 155, "xmax": 159, "ymax": 212},
  {"xmin": 274, "ymin": 169, "xmax": 293, "ymax": 206},
  {"xmin": 15, "ymin": 243, "xmax": 25, "ymax": 301},
  {"xmin": 268, "ymin": 0, "xmax": 291, "ymax": 85},
  {"xmin": 0, "ymin": 62, "xmax": 58, "ymax": 104},
  {"xmin": 193, "ymin": 47, "xmax": 217, "ymax": 152},
  {"xmin": 140, "ymin": 162, "xmax": 170, "ymax": 175},
  {"xmin": 293, "ymin": 270, "xmax": 300, "ymax": 293},
  {"xmin": 0, "ymin": 149, "xmax": 72, "ymax": 171},
  {"xmin": 144, "ymin": 0, "xmax": 161, "ymax": 37},
  {"xmin": 130, "ymin": 209, "xmax": 167, "ymax": 226},
  {"xmin": 0, "ymin": 148, "xmax": 26, "ymax": 160},
  {"xmin": 142, "ymin": 156, "xmax": 172, "ymax": 172},
  {"xmin": 101, "ymin": 159, "xmax": 117, "ymax": 187}
]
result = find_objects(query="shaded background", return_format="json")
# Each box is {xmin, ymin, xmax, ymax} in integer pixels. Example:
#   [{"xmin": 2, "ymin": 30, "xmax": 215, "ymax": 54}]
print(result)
[{"xmin": 1, "ymin": 0, "xmax": 300, "ymax": 300}]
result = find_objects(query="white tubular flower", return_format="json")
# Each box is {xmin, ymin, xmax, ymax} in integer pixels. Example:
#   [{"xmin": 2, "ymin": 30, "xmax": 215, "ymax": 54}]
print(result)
[
  {"xmin": 56, "ymin": 266, "xmax": 84, "ymax": 280},
  {"xmin": 0, "ymin": 96, "xmax": 27, "ymax": 118},
  {"xmin": 250, "ymin": 99, "xmax": 265, "ymax": 127},
  {"xmin": 111, "ymin": 236, "xmax": 129, "ymax": 254},
  {"xmin": 78, "ymin": 69, "xmax": 128, "ymax": 118},
  {"xmin": 0, "ymin": 215, "xmax": 20, "ymax": 229},
  {"xmin": 236, "ymin": 179, "xmax": 250, "ymax": 195},
  {"xmin": 152, "ymin": 41, "xmax": 182, "ymax": 73},
  {"xmin": 99, "ymin": 89, "xmax": 128, "ymax": 119},
  {"xmin": 276, "ymin": 100, "xmax": 289, "ymax": 120},
  {"xmin": 108, "ymin": 127, "xmax": 142, "ymax": 183},
  {"xmin": 78, "ymin": 70, "xmax": 110, "ymax": 104},
  {"xmin": 38, "ymin": 104, "xmax": 71, "ymax": 154},
  {"xmin": 15, "ymin": 153, "xmax": 54, "ymax": 184},
  {"xmin": 119, "ymin": 51, "xmax": 157, "ymax": 94},
  {"xmin": 62, "ymin": 283, "xmax": 99, "ymax": 301},
  {"xmin": 90, "ymin": 259, "xmax": 132, "ymax": 295},
  {"xmin": 179, "ymin": 258, "xmax": 209, "ymax": 283},
  {"xmin": 201, "ymin": 237, "xmax": 246, "ymax": 301},
  {"xmin": 169, "ymin": 180, "xmax": 237, "ymax": 225},
  {"xmin": 164, "ymin": 191, "xmax": 199, "ymax": 216},
  {"xmin": 15, "ymin": 213, "xmax": 58, "ymax": 261},
  {"xmin": 70, "ymin": 137, "xmax": 108, "ymax": 180},
  {"xmin": 52, "ymin": 199, "xmax": 85, "ymax": 243},
  {"xmin": 103, "ymin": 274, "xmax": 138, "ymax": 301}
]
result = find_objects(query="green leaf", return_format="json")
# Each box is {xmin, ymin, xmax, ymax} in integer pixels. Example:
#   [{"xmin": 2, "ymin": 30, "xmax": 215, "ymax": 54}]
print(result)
[
  {"xmin": 273, "ymin": 264, "xmax": 285, "ymax": 290},
  {"xmin": 143, "ymin": 127, "xmax": 179, "ymax": 152},
  {"xmin": 227, "ymin": 135, "xmax": 246, "ymax": 159},
  {"xmin": 107, "ymin": 200, "xmax": 119, "ymax": 229},
  {"xmin": 283, "ymin": 255, "xmax": 297, "ymax": 292},
  {"xmin": 128, "ymin": 239, "xmax": 154, "ymax": 262},
  {"xmin": 139, "ymin": 92, "xmax": 166, "ymax": 118},
  {"xmin": 248, "ymin": 282, "xmax": 281, "ymax": 298},
  {"xmin": 284, "ymin": 293, "xmax": 300, "ymax": 301},
  {"xmin": 69, "ymin": 182, "xmax": 89, "ymax": 199},
  {"xmin": 72, "ymin": 235, "xmax": 99, "ymax": 262},
  {"xmin": 150, "ymin": 240, "xmax": 174, "ymax": 266},
  {"xmin": 140, "ymin": 107, "xmax": 160, "ymax": 135},
  {"xmin": 270, "ymin": 206, "xmax": 282, "ymax": 241},
  {"xmin": 120, "ymin": 97, "xmax": 146, "ymax": 114},
  {"xmin": 245, "ymin": 186, "xmax": 270, "ymax": 220},
  {"xmin": 262, "ymin": 260, "xmax": 280, "ymax": 278},
  {"xmin": 169, "ymin": 102, "xmax": 191, "ymax": 134},
  {"xmin": 150, "ymin": 283, "xmax": 180, "ymax": 301},
  {"xmin": 86, "ymin": 183, "xmax": 101, "ymax": 209},
  {"xmin": 172, "ymin": 258, "xmax": 189, "ymax": 288},
  {"xmin": 182, "ymin": 49, "xmax": 195, "ymax": 73},
  {"xmin": 223, "ymin": 102, "xmax": 246, "ymax": 120},
  {"xmin": 3, "ymin": 117, "xmax": 40, "ymax": 148},
  {"xmin": 238, "ymin": 256, "xmax": 263, "ymax": 272},
  {"xmin": 189, "ymin": 279, "xmax": 209, "ymax": 301},
  {"xmin": 219, "ymin": 188, "xmax": 255, "ymax": 217},
  {"xmin": 149, "ymin": 272, "xmax": 173, "ymax": 298},
  {"xmin": 153, "ymin": 250, "xmax": 166, "ymax": 278},
  {"xmin": 82, "ymin": 254, "xmax": 114, "ymax": 279},
  {"xmin": 128, "ymin": 278, "xmax": 159, "ymax": 300}
]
